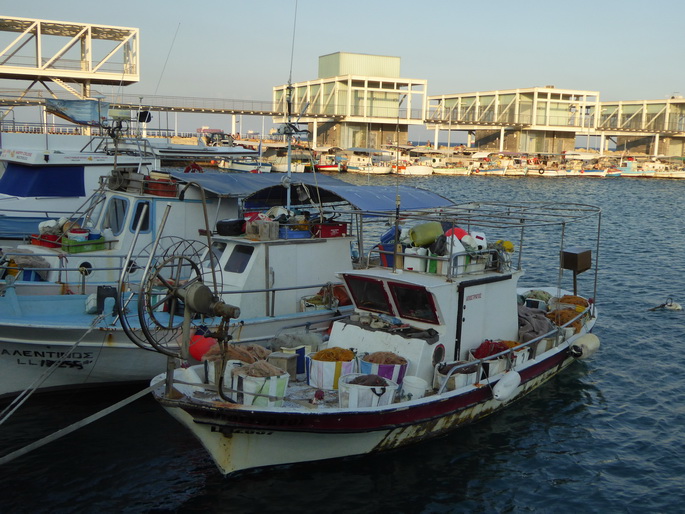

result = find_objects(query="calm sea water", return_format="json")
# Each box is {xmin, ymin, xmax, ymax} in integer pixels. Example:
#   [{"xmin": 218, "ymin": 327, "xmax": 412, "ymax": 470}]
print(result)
[{"xmin": 2, "ymin": 175, "xmax": 685, "ymax": 513}]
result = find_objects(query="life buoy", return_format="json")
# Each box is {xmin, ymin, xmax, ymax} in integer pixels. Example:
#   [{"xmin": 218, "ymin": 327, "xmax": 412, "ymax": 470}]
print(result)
[
  {"xmin": 184, "ymin": 162, "xmax": 203, "ymax": 173},
  {"xmin": 538, "ymin": 169, "xmax": 544, "ymax": 175}
]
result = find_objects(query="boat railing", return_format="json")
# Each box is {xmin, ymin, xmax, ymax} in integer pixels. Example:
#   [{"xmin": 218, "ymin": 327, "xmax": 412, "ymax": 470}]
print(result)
[
  {"xmin": 437, "ymin": 305, "xmax": 593, "ymax": 394},
  {"xmin": 369, "ymin": 245, "xmax": 506, "ymax": 276},
  {"xmin": 217, "ymin": 281, "xmax": 347, "ymax": 318}
]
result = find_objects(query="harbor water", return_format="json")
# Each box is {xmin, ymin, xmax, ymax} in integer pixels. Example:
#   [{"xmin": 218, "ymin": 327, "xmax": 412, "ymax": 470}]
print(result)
[{"xmin": 2, "ymin": 175, "xmax": 685, "ymax": 513}]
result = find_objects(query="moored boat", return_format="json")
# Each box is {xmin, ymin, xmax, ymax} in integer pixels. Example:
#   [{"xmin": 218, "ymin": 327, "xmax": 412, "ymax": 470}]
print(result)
[
  {"xmin": 149, "ymin": 199, "xmax": 602, "ymax": 476},
  {"xmin": 0, "ymin": 169, "xmax": 452, "ymax": 399}
]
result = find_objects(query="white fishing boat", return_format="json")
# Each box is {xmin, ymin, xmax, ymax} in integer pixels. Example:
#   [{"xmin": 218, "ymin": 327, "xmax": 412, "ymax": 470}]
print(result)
[
  {"xmin": 0, "ymin": 165, "xmax": 453, "ymax": 399},
  {"xmin": 0, "ymin": 132, "xmax": 256, "ymax": 239},
  {"xmin": 149, "ymin": 199, "xmax": 602, "ymax": 477},
  {"xmin": 342, "ymin": 148, "xmax": 393, "ymax": 174}
]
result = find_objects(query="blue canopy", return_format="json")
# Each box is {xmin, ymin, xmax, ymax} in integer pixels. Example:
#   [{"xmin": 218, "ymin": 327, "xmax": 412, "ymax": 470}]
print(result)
[{"xmin": 170, "ymin": 171, "xmax": 453, "ymax": 211}]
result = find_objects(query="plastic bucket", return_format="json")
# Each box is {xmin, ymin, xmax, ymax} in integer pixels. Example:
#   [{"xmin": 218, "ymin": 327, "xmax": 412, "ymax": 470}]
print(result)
[
  {"xmin": 67, "ymin": 228, "xmax": 89, "ymax": 242},
  {"xmin": 401, "ymin": 376, "xmax": 428, "ymax": 401}
]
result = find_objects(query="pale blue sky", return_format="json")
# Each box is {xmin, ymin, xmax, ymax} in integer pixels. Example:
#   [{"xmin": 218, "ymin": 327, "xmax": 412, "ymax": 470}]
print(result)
[{"xmin": 2, "ymin": 0, "xmax": 684, "ymax": 139}]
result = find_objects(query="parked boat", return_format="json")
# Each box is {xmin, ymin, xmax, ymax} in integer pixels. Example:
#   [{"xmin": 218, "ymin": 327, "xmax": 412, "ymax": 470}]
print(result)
[
  {"xmin": 342, "ymin": 148, "xmax": 393, "ymax": 174},
  {"xmin": 0, "ymin": 133, "xmax": 256, "ymax": 239},
  {"xmin": 0, "ymin": 167, "xmax": 453, "ymax": 399},
  {"xmin": 148, "ymin": 199, "xmax": 602, "ymax": 476},
  {"xmin": 218, "ymin": 157, "xmax": 273, "ymax": 173}
]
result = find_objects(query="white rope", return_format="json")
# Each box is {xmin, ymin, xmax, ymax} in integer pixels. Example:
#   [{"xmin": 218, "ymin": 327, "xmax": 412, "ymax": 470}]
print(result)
[
  {"xmin": 0, "ymin": 385, "xmax": 155, "ymax": 467},
  {"xmin": 0, "ymin": 314, "xmax": 106, "ymax": 426}
]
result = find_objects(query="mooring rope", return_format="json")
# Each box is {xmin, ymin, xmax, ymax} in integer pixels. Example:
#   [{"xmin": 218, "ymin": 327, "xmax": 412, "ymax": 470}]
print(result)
[{"xmin": 0, "ymin": 385, "xmax": 155, "ymax": 467}]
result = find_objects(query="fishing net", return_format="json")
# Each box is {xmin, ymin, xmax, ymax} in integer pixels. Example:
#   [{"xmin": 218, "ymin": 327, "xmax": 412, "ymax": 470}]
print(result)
[
  {"xmin": 233, "ymin": 360, "xmax": 286, "ymax": 378},
  {"xmin": 312, "ymin": 347, "xmax": 355, "ymax": 362},
  {"xmin": 363, "ymin": 351, "xmax": 407, "ymax": 365},
  {"xmin": 349, "ymin": 374, "xmax": 387, "ymax": 386}
]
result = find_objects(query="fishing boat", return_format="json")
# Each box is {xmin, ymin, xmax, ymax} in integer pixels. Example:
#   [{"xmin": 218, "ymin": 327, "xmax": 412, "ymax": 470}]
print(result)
[
  {"xmin": 0, "ymin": 165, "xmax": 452, "ymax": 399},
  {"xmin": 148, "ymin": 199, "xmax": 602, "ymax": 476},
  {"xmin": 342, "ymin": 148, "xmax": 393, "ymax": 174},
  {"xmin": 0, "ymin": 132, "xmax": 256, "ymax": 239}
]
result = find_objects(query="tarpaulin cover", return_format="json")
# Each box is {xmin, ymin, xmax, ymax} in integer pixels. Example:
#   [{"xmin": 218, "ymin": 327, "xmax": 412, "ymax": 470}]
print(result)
[
  {"xmin": 0, "ymin": 163, "xmax": 85, "ymax": 197},
  {"xmin": 169, "ymin": 171, "xmax": 453, "ymax": 211}
]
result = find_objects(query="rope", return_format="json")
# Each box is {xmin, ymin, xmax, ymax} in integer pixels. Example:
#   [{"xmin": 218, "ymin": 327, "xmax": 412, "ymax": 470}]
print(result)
[
  {"xmin": 0, "ymin": 385, "xmax": 155, "ymax": 467},
  {"xmin": 0, "ymin": 314, "xmax": 106, "ymax": 426}
]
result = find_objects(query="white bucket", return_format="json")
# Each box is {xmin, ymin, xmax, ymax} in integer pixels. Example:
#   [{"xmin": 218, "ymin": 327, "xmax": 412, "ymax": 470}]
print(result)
[
  {"xmin": 67, "ymin": 228, "xmax": 90, "ymax": 242},
  {"xmin": 401, "ymin": 375, "xmax": 428, "ymax": 401}
]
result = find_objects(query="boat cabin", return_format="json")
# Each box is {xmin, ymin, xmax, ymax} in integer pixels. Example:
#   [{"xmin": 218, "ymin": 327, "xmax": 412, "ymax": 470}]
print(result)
[{"xmin": 331, "ymin": 265, "xmax": 521, "ymax": 383}]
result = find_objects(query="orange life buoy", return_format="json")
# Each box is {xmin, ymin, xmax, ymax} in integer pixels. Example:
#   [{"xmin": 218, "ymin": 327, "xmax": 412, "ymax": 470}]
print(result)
[{"xmin": 184, "ymin": 162, "xmax": 203, "ymax": 173}]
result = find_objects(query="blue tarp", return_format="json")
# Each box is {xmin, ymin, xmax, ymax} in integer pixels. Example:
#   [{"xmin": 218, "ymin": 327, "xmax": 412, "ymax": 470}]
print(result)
[
  {"xmin": 169, "ymin": 171, "xmax": 453, "ymax": 211},
  {"xmin": 0, "ymin": 163, "xmax": 86, "ymax": 197}
]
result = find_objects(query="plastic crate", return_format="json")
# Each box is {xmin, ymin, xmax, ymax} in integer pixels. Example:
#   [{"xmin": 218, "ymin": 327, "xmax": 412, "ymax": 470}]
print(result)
[
  {"xmin": 30, "ymin": 234, "xmax": 62, "ymax": 248},
  {"xmin": 61, "ymin": 236, "xmax": 106, "ymax": 254}
]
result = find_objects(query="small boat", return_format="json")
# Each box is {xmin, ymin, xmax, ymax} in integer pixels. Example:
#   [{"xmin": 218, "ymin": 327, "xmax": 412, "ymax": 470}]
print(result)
[
  {"xmin": 149, "ymin": 199, "xmax": 602, "ymax": 477},
  {"xmin": 342, "ymin": 148, "xmax": 393, "ymax": 174},
  {"xmin": 218, "ymin": 157, "xmax": 273, "ymax": 173}
]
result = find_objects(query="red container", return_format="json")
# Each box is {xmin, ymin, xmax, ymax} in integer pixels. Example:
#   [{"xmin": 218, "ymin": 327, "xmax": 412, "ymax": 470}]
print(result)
[
  {"xmin": 30, "ymin": 233, "xmax": 62, "ymax": 248},
  {"xmin": 313, "ymin": 223, "xmax": 348, "ymax": 238},
  {"xmin": 144, "ymin": 178, "xmax": 177, "ymax": 197}
]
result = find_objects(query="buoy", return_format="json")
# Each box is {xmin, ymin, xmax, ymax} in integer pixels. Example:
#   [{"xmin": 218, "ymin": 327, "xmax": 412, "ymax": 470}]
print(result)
[
  {"xmin": 445, "ymin": 227, "xmax": 468, "ymax": 240},
  {"xmin": 492, "ymin": 370, "xmax": 521, "ymax": 401},
  {"xmin": 569, "ymin": 333, "xmax": 600, "ymax": 360},
  {"xmin": 189, "ymin": 334, "xmax": 217, "ymax": 360},
  {"xmin": 648, "ymin": 297, "xmax": 682, "ymax": 311}
]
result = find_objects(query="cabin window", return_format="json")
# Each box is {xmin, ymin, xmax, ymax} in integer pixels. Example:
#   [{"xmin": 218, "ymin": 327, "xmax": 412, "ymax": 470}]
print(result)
[
  {"xmin": 204, "ymin": 242, "xmax": 227, "ymax": 269},
  {"xmin": 388, "ymin": 282, "xmax": 439, "ymax": 324},
  {"xmin": 102, "ymin": 197, "xmax": 128, "ymax": 235},
  {"xmin": 343, "ymin": 276, "xmax": 393, "ymax": 315},
  {"xmin": 224, "ymin": 245, "xmax": 254, "ymax": 273},
  {"xmin": 130, "ymin": 201, "xmax": 151, "ymax": 232}
]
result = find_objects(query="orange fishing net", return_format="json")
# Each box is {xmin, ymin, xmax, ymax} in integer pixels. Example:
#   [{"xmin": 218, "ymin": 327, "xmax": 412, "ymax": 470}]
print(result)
[
  {"xmin": 363, "ymin": 351, "xmax": 407, "ymax": 365},
  {"xmin": 500, "ymin": 340, "xmax": 520, "ymax": 349},
  {"xmin": 312, "ymin": 347, "xmax": 355, "ymax": 362},
  {"xmin": 546, "ymin": 309, "xmax": 582, "ymax": 333},
  {"xmin": 558, "ymin": 295, "xmax": 589, "ymax": 307}
]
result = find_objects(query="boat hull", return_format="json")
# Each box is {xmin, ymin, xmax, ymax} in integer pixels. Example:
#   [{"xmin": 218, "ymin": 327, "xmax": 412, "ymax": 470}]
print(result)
[
  {"xmin": 0, "ymin": 289, "xmax": 348, "ymax": 398},
  {"xmin": 155, "ymin": 343, "xmax": 578, "ymax": 476}
]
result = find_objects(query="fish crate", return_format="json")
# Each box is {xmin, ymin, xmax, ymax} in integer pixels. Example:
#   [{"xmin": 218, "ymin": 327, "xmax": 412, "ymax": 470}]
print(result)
[{"xmin": 61, "ymin": 236, "xmax": 106, "ymax": 254}]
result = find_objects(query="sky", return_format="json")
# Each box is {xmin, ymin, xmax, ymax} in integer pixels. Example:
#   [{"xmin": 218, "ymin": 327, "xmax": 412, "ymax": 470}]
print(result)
[{"xmin": 2, "ymin": 0, "xmax": 684, "ymax": 141}]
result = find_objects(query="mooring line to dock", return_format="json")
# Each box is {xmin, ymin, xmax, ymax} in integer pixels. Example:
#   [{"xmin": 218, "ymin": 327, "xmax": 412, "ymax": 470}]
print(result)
[{"xmin": 0, "ymin": 385, "xmax": 155, "ymax": 467}]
